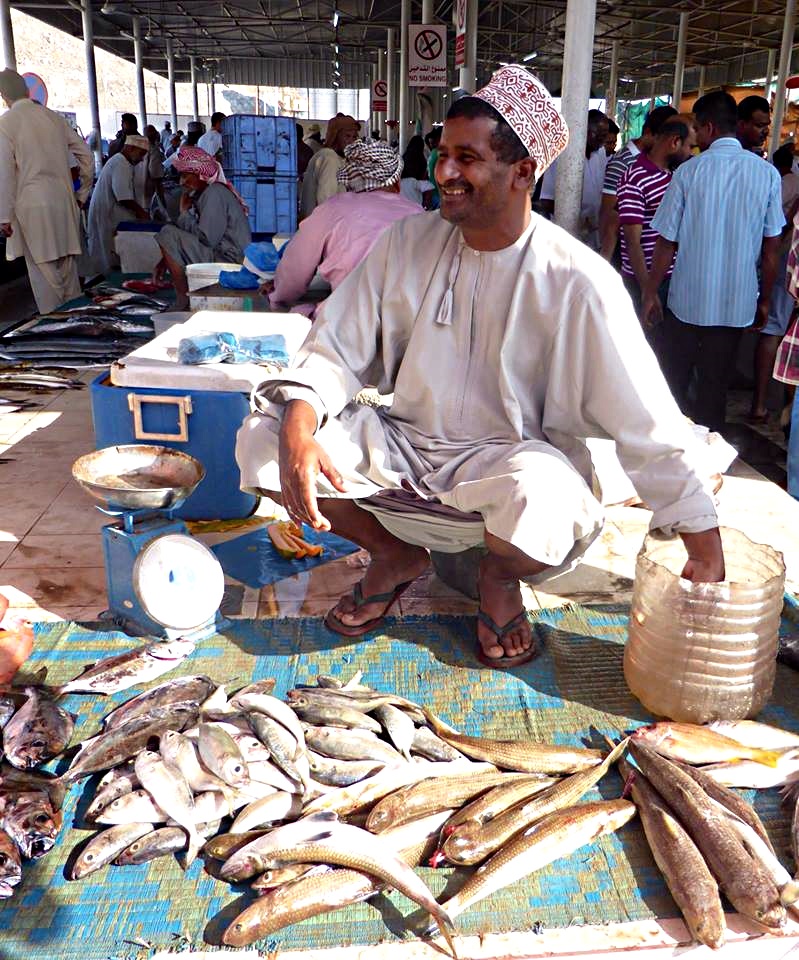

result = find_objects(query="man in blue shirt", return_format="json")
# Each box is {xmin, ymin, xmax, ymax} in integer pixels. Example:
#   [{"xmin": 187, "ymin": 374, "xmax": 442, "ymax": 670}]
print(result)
[{"xmin": 643, "ymin": 90, "xmax": 784, "ymax": 433}]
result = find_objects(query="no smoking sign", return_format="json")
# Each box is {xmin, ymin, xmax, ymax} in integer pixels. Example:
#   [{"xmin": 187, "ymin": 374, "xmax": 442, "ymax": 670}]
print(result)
[{"xmin": 408, "ymin": 24, "xmax": 447, "ymax": 87}]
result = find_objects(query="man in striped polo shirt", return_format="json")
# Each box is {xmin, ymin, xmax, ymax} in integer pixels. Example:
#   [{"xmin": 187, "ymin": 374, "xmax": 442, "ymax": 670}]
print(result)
[
  {"xmin": 643, "ymin": 91, "xmax": 784, "ymax": 434},
  {"xmin": 616, "ymin": 118, "xmax": 696, "ymax": 347}
]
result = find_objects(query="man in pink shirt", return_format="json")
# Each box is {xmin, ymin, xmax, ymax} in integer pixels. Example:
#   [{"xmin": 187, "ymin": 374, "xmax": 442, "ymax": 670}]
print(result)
[{"xmin": 268, "ymin": 140, "xmax": 423, "ymax": 316}]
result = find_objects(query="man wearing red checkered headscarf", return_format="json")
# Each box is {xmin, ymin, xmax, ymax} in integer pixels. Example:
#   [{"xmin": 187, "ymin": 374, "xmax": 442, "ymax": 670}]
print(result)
[{"xmin": 238, "ymin": 66, "xmax": 725, "ymax": 668}]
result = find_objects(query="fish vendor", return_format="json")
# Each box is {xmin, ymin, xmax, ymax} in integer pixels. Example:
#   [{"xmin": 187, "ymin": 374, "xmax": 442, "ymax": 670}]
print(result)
[
  {"xmin": 267, "ymin": 139, "xmax": 423, "ymax": 317},
  {"xmin": 153, "ymin": 146, "xmax": 251, "ymax": 311},
  {"xmin": 235, "ymin": 66, "xmax": 724, "ymax": 668},
  {"xmin": 0, "ymin": 69, "xmax": 93, "ymax": 314},
  {"xmin": 86, "ymin": 133, "xmax": 150, "ymax": 276}
]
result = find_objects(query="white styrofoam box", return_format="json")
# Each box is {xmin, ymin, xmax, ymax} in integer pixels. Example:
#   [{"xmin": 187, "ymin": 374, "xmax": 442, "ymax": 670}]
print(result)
[
  {"xmin": 110, "ymin": 310, "xmax": 312, "ymax": 393},
  {"xmin": 152, "ymin": 311, "xmax": 192, "ymax": 336},
  {"xmin": 187, "ymin": 262, "xmax": 241, "ymax": 292},
  {"xmin": 115, "ymin": 231, "xmax": 162, "ymax": 274}
]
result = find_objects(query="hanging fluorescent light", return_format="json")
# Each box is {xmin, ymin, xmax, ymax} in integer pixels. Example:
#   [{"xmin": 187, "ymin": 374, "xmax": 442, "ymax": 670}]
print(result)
[
  {"xmin": 144, "ymin": 18, "xmax": 153, "ymax": 41},
  {"xmin": 522, "ymin": 52, "xmax": 537, "ymax": 61},
  {"xmin": 101, "ymin": 0, "xmax": 115, "ymax": 13},
  {"xmin": 332, "ymin": 9, "xmax": 340, "ymax": 28}
]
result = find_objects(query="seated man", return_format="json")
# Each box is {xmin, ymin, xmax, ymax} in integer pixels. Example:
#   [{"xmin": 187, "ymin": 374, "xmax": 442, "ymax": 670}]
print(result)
[
  {"xmin": 268, "ymin": 140, "xmax": 423, "ymax": 317},
  {"xmin": 236, "ymin": 67, "xmax": 724, "ymax": 668},
  {"xmin": 154, "ymin": 146, "xmax": 251, "ymax": 310}
]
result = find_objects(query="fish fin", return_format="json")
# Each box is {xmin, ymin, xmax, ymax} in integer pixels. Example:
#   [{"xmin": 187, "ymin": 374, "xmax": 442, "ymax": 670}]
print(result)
[
  {"xmin": 180, "ymin": 828, "xmax": 203, "ymax": 871},
  {"xmin": 750, "ymin": 748, "xmax": 782, "ymax": 768}
]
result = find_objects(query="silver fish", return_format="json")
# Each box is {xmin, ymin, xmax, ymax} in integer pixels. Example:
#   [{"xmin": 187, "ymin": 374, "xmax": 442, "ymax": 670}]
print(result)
[
  {"xmin": 248, "ymin": 714, "xmax": 305, "ymax": 786},
  {"xmin": 289, "ymin": 694, "xmax": 383, "ymax": 734},
  {"xmin": 2, "ymin": 687, "xmax": 74, "ymax": 769},
  {"xmin": 246, "ymin": 759, "xmax": 303, "ymax": 793},
  {"xmin": 70, "ymin": 822, "xmax": 154, "ymax": 879},
  {"xmin": 301, "ymin": 723, "xmax": 404, "ymax": 765},
  {"xmin": 0, "ymin": 789, "xmax": 62, "ymax": 859},
  {"xmin": 307, "ymin": 752, "xmax": 386, "ymax": 787},
  {"xmin": 220, "ymin": 812, "xmax": 341, "ymax": 881},
  {"xmin": 373, "ymin": 704, "xmax": 415, "ymax": 760},
  {"xmin": 56, "ymin": 638, "xmax": 196, "ymax": 695},
  {"xmin": 135, "ymin": 750, "xmax": 202, "ymax": 865},
  {"xmin": 85, "ymin": 761, "xmax": 139, "ymax": 820},
  {"xmin": 231, "ymin": 691, "xmax": 305, "ymax": 746},
  {"xmin": 198, "ymin": 723, "xmax": 249, "ymax": 787},
  {"xmin": 231, "ymin": 792, "xmax": 302, "ymax": 833},
  {"xmin": 102, "ymin": 676, "xmax": 215, "ymax": 730},
  {"xmin": 411, "ymin": 726, "xmax": 467, "ymax": 762},
  {"xmin": 160, "ymin": 730, "xmax": 235, "ymax": 802}
]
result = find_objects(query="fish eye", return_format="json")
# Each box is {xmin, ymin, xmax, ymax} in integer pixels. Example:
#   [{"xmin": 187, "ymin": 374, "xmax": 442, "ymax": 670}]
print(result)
[
  {"xmin": 34, "ymin": 814, "xmax": 50, "ymax": 826},
  {"xmin": 84, "ymin": 852, "xmax": 94, "ymax": 861},
  {"xmin": 0, "ymin": 854, "xmax": 7, "ymax": 866}
]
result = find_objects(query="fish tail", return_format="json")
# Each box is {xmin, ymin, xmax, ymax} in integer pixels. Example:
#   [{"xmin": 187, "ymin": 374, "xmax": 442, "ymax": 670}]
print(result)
[
  {"xmin": 781, "ymin": 879, "xmax": 799, "ymax": 907},
  {"xmin": 431, "ymin": 908, "xmax": 458, "ymax": 958},
  {"xmin": 749, "ymin": 748, "xmax": 782, "ymax": 768}
]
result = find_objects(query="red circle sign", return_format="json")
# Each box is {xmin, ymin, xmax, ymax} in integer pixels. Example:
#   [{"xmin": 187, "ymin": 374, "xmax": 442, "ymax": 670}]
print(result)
[
  {"xmin": 415, "ymin": 29, "xmax": 443, "ymax": 61},
  {"xmin": 22, "ymin": 72, "xmax": 47, "ymax": 106},
  {"xmin": 374, "ymin": 79, "xmax": 387, "ymax": 98}
]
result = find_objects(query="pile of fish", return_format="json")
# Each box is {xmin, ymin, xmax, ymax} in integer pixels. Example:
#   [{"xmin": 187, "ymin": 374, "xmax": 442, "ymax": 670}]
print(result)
[
  {"xmin": 0, "ymin": 370, "xmax": 84, "ymax": 392},
  {"xmin": 0, "ymin": 687, "xmax": 72, "ymax": 897},
  {"xmin": 625, "ymin": 721, "xmax": 799, "ymax": 948}
]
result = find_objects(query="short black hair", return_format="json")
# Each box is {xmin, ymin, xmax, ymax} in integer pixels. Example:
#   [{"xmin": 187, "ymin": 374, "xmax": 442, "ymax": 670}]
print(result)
[
  {"xmin": 657, "ymin": 118, "xmax": 690, "ymax": 141},
  {"xmin": 693, "ymin": 91, "xmax": 738, "ymax": 133},
  {"xmin": 773, "ymin": 143, "xmax": 794, "ymax": 171},
  {"xmin": 121, "ymin": 113, "xmax": 137, "ymax": 127},
  {"xmin": 738, "ymin": 95, "xmax": 770, "ymax": 120},
  {"xmin": 445, "ymin": 97, "xmax": 528, "ymax": 164},
  {"xmin": 426, "ymin": 125, "xmax": 443, "ymax": 149},
  {"xmin": 642, "ymin": 104, "xmax": 678, "ymax": 135},
  {"xmin": 607, "ymin": 118, "xmax": 619, "ymax": 135},
  {"xmin": 211, "ymin": 111, "xmax": 226, "ymax": 127},
  {"xmin": 588, "ymin": 109, "xmax": 607, "ymax": 126}
]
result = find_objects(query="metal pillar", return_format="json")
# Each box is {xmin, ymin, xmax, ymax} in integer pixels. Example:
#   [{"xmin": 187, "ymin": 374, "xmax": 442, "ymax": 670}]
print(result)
[
  {"xmin": 697, "ymin": 64, "xmax": 706, "ymax": 98},
  {"xmin": 386, "ymin": 27, "xmax": 395, "ymax": 138},
  {"xmin": 554, "ymin": 0, "xmax": 597, "ymax": 237},
  {"xmin": 459, "ymin": 0, "xmax": 478, "ymax": 93},
  {"xmin": 398, "ymin": 0, "xmax": 410, "ymax": 151},
  {"xmin": 210, "ymin": 81, "xmax": 216, "ymax": 114},
  {"xmin": 81, "ymin": 0, "xmax": 103, "ymax": 171},
  {"xmin": 649, "ymin": 78, "xmax": 657, "ymax": 111},
  {"xmin": 672, "ymin": 11, "xmax": 689, "ymax": 108},
  {"xmin": 190, "ymin": 56, "xmax": 199, "ymax": 121},
  {"xmin": 770, "ymin": 0, "xmax": 796, "ymax": 157},
  {"xmin": 0, "ymin": 0, "xmax": 16, "ymax": 71},
  {"xmin": 166, "ymin": 39, "xmax": 178, "ymax": 131},
  {"xmin": 765, "ymin": 47, "xmax": 777, "ymax": 101},
  {"xmin": 132, "ymin": 16, "xmax": 147, "ymax": 127},
  {"xmin": 606, "ymin": 39, "xmax": 619, "ymax": 122}
]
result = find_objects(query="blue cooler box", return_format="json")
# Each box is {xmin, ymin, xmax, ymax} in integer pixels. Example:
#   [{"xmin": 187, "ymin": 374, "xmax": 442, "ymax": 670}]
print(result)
[{"xmin": 90, "ymin": 373, "xmax": 257, "ymax": 521}]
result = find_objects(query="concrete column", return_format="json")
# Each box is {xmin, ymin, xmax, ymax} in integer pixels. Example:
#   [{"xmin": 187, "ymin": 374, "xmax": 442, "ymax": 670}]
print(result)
[
  {"xmin": 606, "ymin": 38, "xmax": 619, "ymax": 122},
  {"xmin": 459, "ymin": 0, "xmax": 478, "ymax": 93},
  {"xmin": 81, "ymin": 0, "xmax": 103, "ymax": 171},
  {"xmin": 398, "ymin": 0, "xmax": 410, "ymax": 151},
  {"xmin": 190, "ymin": 56, "xmax": 199, "ymax": 121},
  {"xmin": 386, "ymin": 27, "xmax": 395, "ymax": 138},
  {"xmin": 0, "ymin": 0, "xmax": 16, "ymax": 71},
  {"xmin": 166, "ymin": 39, "xmax": 178, "ymax": 131},
  {"xmin": 672, "ymin": 11, "xmax": 689, "ymax": 108},
  {"xmin": 765, "ymin": 47, "xmax": 777, "ymax": 100},
  {"xmin": 132, "ymin": 16, "xmax": 147, "ymax": 127},
  {"xmin": 770, "ymin": 0, "xmax": 796, "ymax": 157},
  {"xmin": 210, "ymin": 81, "xmax": 216, "ymax": 114},
  {"xmin": 697, "ymin": 64, "xmax": 706, "ymax": 98},
  {"xmin": 554, "ymin": 0, "xmax": 597, "ymax": 237},
  {"xmin": 421, "ymin": 0, "xmax": 441, "ymax": 124}
]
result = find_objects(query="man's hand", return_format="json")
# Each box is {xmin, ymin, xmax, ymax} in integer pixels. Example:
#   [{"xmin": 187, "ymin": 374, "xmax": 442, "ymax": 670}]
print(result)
[
  {"xmin": 260, "ymin": 279, "xmax": 276, "ymax": 297},
  {"xmin": 152, "ymin": 258, "xmax": 167, "ymax": 283},
  {"xmin": 641, "ymin": 291, "xmax": 663, "ymax": 330},
  {"xmin": 0, "ymin": 223, "xmax": 12, "ymax": 238},
  {"xmin": 278, "ymin": 400, "xmax": 347, "ymax": 530},
  {"xmin": 752, "ymin": 299, "xmax": 769, "ymax": 332},
  {"xmin": 679, "ymin": 528, "xmax": 725, "ymax": 583}
]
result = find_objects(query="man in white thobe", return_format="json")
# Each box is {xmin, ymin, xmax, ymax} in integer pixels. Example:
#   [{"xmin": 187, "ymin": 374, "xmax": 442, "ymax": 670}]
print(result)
[
  {"xmin": 87, "ymin": 135, "xmax": 149, "ymax": 276},
  {"xmin": 0, "ymin": 69, "xmax": 93, "ymax": 314},
  {"xmin": 236, "ymin": 66, "xmax": 725, "ymax": 668}
]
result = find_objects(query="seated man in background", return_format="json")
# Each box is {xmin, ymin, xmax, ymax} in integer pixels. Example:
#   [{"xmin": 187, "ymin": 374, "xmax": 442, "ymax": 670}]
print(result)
[
  {"xmin": 154, "ymin": 146, "xmax": 251, "ymax": 310},
  {"xmin": 268, "ymin": 141, "xmax": 423, "ymax": 317}
]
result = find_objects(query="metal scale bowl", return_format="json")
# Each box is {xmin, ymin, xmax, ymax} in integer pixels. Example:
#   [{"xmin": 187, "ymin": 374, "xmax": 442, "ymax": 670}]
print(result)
[{"xmin": 72, "ymin": 445, "xmax": 226, "ymax": 640}]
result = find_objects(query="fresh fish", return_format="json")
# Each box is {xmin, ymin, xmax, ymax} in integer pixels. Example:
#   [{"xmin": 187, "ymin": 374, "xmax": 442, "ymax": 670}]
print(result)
[
  {"xmin": 135, "ymin": 749, "xmax": 202, "ymax": 865},
  {"xmin": 199, "ymin": 682, "xmax": 235, "ymax": 718},
  {"xmin": 366, "ymin": 771, "xmax": 530, "ymax": 833},
  {"xmin": 2, "ymin": 686, "xmax": 74, "ymax": 769},
  {"xmin": 0, "ymin": 789, "xmax": 62, "ymax": 859},
  {"xmin": 437, "ymin": 800, "xmax": 636, "ymax": 924},
  {"xmin": 698, "ymin": 750, "xmax": 799, "ymax": 789},
  {"xmin": 708, "ymin": 721, "xmax": 799, "ymax": 751},
  {"xmin": 248, "ymin": 713, "xmax": 306, "ymax": 786},
  {"xmin": 411, "ymin": 726, "xmax": 467, "ymax": 762},
  {"xmin": 70, "ymin": 822, "xmax": 154, "ymax": 879},
  {"xmin": 673, "ymin": 760, "xmax": 774, "ymax": 854},
  {"xmin": 0, "ymin": 696, "xmax": 16, "ymax": 729},
  {"xmin": 288, "ymin": 687, "xmax": 425, "ymax": 721},
  {"xmin": 0, "ymin": 762, "xmax": 65, "ymax": 810},
  {"xmin": 220, "ymin": 812, "xmax": 340, "ymax": 881},
  {"xmin": 440, "ymin": 774, "xmax": 559, "ymax": 835},
  {"xmin": 629, "ymin": 741, "xmax": 786, "ymax": 928},
  {"xmin": 231, "ymin": 690, "xmax": 305, "ymax": 745},
  {"xmin": 307, "ymin": 752, "xmax": 386, "ymax": 787},
  {"xmin": 247, "ymin": 759, "xmax": 303, "ymax": 794},
  {"xmin": 95, "ymin": 788, "xmax": 167, "ymax": 825},
  {"xmin": 230, "ymin": 792, "xmax": 302, "ymax": 833},
  {"xmin": 289, "ymin": 694, "xmax": 383, "ymax": 733},
  {"xmin": 102, "ymin": 675, "xmax": 215, "ymax": 730},
  {"xmin": 160, "ymin": 730, "xmax": 235, "ymax": 805},
  {"xmin": 235, "ymin": 777, "xmax": 288, "ymax": 803},
  {"xmin": 301, "ymin": 723, "xmax": 404, "ymax": 765},
  {"xmin": 236, "ymin": 820, "xmax": 457, "ymax": 954},
  {"xmin": 251, "ymin": 863, "xmax": 329, "ymax": 892},
  {"xmin": 373, "ymin": 703, "xmax": 415, "ymax": 759},
  {"xmin": 197, "ymin": 723, "xmax": 249, "ymax": 787},
  {"xmin": 61, "ymin": 704, "xmax": 198, "ymax": 783},
  {"xmin": 424, "ymin": 709, "xmax": 603, "ymax": 773},
  {"xmin": 630, "ymin": 722, "xmax": 782, "ymax": 767},
  {"xmin": 0, "ymin": 828, "xmax": 21, "ymax": 898},
  {"xmin": 442, "ymin": 738, "xmax": 628, "ymax": 866},
  {"xmin": 204, "ymin": 829, "xmax": 269, "ymax": 861},
  {"xmin": 230, "ymin": 678, "xmax": 276, "ymax": 700},
  {"xmin": 56, "ymin": 638, "xmax": 196, "ymax": 696},
  {"xmin": 619, "ymin": 757, "xmax": 725, "ymax": 950},
  {"xmin": 116, "ymin": 820, "xmax": 220, "ymax": 866},
  {"xmin": 85, "ymin": 761, "xmax": 139, "ymax": 820}
]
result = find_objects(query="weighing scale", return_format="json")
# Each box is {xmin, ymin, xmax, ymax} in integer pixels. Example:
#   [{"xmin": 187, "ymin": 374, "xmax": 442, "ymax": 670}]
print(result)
[{"xmin": 72, "ymin": 445, "xmax": 226, "ymax": 640}]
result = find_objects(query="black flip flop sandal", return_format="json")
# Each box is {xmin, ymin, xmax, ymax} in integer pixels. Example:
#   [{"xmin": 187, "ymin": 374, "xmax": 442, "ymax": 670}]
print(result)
[
  {"xmin": 475, "ymin": 609, "xmax": 538, "ymax": 669},
  {"xmin": 324, "ymin": 579, "xmax": 415, "ymax": 637}
]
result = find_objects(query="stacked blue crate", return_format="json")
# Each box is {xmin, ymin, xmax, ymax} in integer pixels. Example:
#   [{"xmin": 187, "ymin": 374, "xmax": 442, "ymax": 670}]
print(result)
[{"xmin": 221, "ymin": 115, "xmax": 298, "ymax": 236}]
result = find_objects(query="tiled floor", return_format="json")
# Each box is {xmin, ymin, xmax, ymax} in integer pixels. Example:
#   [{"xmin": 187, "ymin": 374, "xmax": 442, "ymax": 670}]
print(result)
[{"xmin": 2, "ymin": 381, "xmax": 799, "ymax": 627}]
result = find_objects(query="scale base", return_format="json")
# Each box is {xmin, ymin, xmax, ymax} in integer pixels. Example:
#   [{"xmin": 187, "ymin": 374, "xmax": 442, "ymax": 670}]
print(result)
[{"xmin": 98, "ymin": 610, "xmax": 230, "ymax": 643}]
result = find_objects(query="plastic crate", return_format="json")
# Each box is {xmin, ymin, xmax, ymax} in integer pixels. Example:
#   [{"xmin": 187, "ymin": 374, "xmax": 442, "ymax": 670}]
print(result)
[
  {"xmin": 229, "ymin": 174, "xmax": 297, "ymax": 235},
  {"xmin": 221, "ymin": 115, "xmax": 297, "ymax": 178}
]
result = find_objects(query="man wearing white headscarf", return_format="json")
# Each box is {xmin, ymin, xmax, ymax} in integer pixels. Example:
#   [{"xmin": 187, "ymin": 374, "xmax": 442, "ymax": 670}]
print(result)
[
  {"xmin": 236, "ymin": 67, "xmax": 724, "ymax": 668},
  {"xmin": 268, "ymin": 140, "xmax": 423, "ymax": 316},
  {"xmin": 0, "ymin": 69, "xmax": 93, "ymax": 313}
]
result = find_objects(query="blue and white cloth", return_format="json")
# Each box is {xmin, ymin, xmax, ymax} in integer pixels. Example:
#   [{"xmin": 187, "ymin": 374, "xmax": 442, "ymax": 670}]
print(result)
[{"xmin": 651, "ymin": 137, "xmax": 785, "ymax": 328}]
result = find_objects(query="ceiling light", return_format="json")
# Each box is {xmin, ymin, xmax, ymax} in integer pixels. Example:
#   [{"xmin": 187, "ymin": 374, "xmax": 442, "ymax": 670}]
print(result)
[
  {"xmin": 101, "ymin": 0, "xmax": 115, "ymax": 13},
  {"xmin": 522, "ymin": 51, "xmax": 537, "ymax": 62},
  {"xmin": 332, "ymin": 9, "xmax": 340, "ymax": 28}
]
